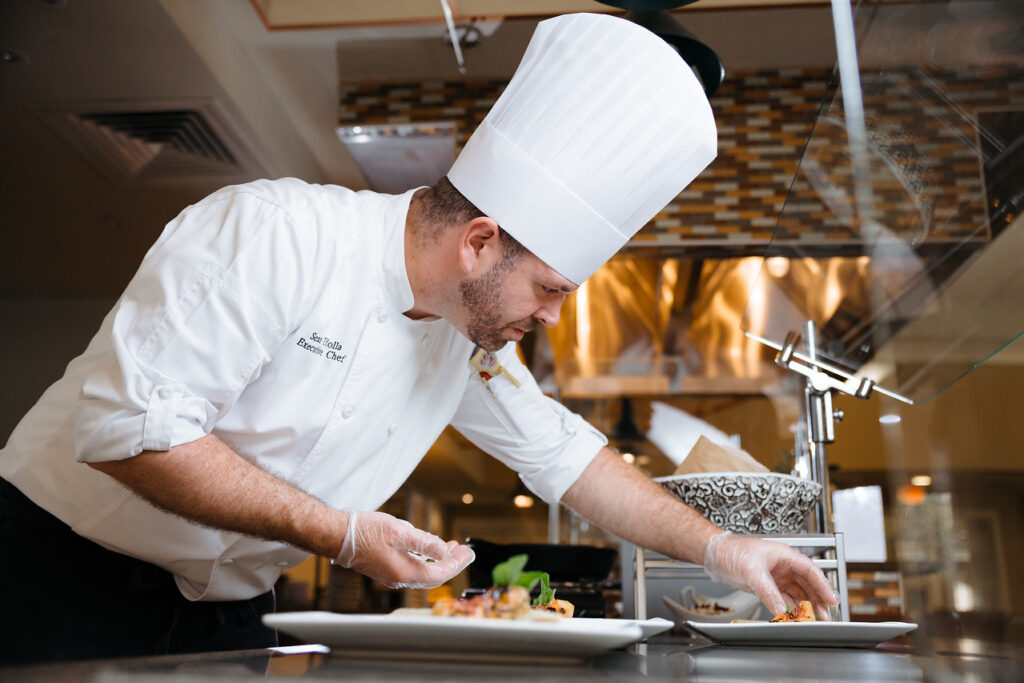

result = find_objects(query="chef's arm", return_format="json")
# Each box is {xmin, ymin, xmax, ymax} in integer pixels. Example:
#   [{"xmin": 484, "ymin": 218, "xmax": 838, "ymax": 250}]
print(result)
[
  {"xmin": 86, "ymin": 434, "xmax": 474, "ymax": 588},
  {"xmin": 561, "ymin": 447, "xmax": 837, "ymax": 617},
  {"xmin": 561, "ymin": 446, "xmax": 720, "ymax": 563},
  {"xmin": 88, "ymin": 434, "xmax": 346, "ymax": 558}
]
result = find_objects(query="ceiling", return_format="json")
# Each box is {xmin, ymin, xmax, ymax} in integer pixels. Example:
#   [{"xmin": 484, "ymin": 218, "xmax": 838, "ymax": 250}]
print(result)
[{"xmin": 0, "ymin": 0, "xmax": 844, "ymax": 297}]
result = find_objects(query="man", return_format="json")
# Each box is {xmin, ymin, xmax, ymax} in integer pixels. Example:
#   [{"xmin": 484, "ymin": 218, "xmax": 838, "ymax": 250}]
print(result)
[{"xmin": 0, "ymin": 13, "xmax": 835, "ymax": 663}]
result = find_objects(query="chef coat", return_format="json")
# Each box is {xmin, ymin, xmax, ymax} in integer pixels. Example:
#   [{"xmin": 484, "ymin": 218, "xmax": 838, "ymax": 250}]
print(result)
[{"xmin": 0, "ymin": 178, "xmax": 607, "ymax": 601}]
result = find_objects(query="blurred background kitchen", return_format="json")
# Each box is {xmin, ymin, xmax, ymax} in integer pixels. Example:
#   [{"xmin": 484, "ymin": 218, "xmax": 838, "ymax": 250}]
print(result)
[{"xmin": 2, "ymin": 0, "xmax": 1021, "ymax": 659}]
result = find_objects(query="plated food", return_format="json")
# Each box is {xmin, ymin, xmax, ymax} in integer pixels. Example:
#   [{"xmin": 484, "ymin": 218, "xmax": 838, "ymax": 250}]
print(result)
[
  {"xmin": 769, "ymin": 600, "xmax": 816, "ymax": 623},
  {"xmin": 689, "ymin": 599, "xmax": 732, "ymax": 616},
  {"xmin": 430, "ymin": 554, "xmax": 575, "ymax": 620}
]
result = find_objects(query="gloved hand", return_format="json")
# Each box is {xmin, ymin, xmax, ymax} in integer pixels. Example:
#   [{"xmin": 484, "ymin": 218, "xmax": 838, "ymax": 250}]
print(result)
[
  {"xmin": 702, "ymin": 531, "xmax": 838, "ymax": 620},
  {"xmin": 333, "ymin": 511, "xmax": 475, "ymax": 589}
]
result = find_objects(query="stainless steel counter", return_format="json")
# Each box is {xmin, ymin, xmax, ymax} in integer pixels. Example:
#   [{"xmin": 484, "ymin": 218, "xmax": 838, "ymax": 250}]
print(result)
[{"xmin": 3, "ymin": 633, "xmax": 1021, "ymax": 682}]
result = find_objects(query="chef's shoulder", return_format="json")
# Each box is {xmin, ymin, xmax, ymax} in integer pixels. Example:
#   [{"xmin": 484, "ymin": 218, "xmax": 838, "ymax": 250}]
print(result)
[{"xmin": 199, "ymin": 178, "xmax": 348, "ymax": 221}]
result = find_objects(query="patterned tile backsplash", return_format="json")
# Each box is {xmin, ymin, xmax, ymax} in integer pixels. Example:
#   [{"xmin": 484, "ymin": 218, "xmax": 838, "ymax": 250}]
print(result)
[{"xmin": 340, "ymin": 67, "xmax": 1024, "ymax": 251}]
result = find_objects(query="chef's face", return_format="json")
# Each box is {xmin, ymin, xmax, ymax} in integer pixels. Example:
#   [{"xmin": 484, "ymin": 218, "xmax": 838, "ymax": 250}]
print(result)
[{"xmin": 460, "ymin": 249, "xmax": 576, "ymax": 352}]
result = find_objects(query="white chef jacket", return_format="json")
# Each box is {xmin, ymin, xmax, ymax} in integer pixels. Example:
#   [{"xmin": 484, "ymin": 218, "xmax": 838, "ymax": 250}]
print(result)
[{"xmin": 0, "ymin": 179, "xmax": 606, "ymax": 601}]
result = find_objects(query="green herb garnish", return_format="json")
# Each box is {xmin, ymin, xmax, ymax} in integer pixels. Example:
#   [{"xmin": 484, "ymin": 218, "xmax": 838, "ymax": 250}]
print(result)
[
  {"xmin": 491, "ymin": 554, "xmax": 556, "ymax": 607},
  {"xmin": 532, "ymin": 572, "xmax": 555, "ymax": 608},
  {"xmin": 492, "ymin": 554, "xmax": 529, "ymax": 587}
]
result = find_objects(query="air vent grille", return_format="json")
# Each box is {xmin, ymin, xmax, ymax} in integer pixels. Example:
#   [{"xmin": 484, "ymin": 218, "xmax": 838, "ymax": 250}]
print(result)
[
  {"xmin": 38, "ymin": 99, "xmax": 262, "ymax": 184},
  {"xmin": 80, "ymin": 110, "xmax": 237, "ymax": 165}
]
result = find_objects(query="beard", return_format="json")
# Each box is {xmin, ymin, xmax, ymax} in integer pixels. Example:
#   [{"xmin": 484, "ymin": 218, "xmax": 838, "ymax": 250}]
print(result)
[{"xmin": 459, "ymin": 259, "xmax": 535, "ymax": 352}]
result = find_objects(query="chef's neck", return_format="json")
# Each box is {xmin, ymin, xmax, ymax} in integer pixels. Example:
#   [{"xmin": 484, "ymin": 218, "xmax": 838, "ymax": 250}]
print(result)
[{"xmin": 402, "ymin": 188, "xmax": 449, "ymax": 322}]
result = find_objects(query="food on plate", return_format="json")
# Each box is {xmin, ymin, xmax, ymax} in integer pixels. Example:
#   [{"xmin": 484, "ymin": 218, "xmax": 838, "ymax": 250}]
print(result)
[
  {"xmin": 430, "ymin": 554, "xmax": 574, "ymax": 619},
  {"xmin": 770, "ymin": 600, "xmax": 816, "ymax": 622},
  {"xmin": 689, "ymin": 599, "xmax": 732, "ymax": 616},
  {"xmin": 537, "ymin": 597, "xmax": 575, "ymax": 618},
  {"xmin": 431, "ymin": 584, "xmax": 532, "ymax": 618}
]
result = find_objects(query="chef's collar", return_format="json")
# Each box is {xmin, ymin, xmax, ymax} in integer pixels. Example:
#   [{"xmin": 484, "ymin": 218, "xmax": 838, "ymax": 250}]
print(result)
[{"xmin": 381, "ymin": 188, "xmax": 420, "ymax": 316}]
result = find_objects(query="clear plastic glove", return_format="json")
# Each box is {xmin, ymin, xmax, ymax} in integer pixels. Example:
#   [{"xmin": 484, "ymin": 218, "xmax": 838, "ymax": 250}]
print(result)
[
  {"xmin": 333, "ymin": 511, "xmax": 475, "ymax": 589},
  {"xmin": 702, "ymin": 531, "xmax": 838, "ymax": 620}
]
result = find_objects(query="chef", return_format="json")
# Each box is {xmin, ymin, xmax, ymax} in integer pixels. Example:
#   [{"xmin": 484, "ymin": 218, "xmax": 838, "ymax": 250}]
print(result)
[{"xmin": 0, "ymin": 13, "xmax": 835, "ymax": 663}]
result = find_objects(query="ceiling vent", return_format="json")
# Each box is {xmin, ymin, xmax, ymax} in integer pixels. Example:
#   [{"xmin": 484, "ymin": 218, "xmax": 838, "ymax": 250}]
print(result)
[{"xmin": 37, "ymin": 99, "xmax": 264, "ymax": 185}]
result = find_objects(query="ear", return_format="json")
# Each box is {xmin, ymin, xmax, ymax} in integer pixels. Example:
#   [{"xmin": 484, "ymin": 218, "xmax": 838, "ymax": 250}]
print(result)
[{"xmin": 456, "ymin": 216, "xmax": 502, "ymax": 276}]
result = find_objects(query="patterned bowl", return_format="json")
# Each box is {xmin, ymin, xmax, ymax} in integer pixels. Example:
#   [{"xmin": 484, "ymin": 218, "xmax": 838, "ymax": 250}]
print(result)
[{"xmin": 654, "ymin": 472, "xmax": 821, "ymax": 535}]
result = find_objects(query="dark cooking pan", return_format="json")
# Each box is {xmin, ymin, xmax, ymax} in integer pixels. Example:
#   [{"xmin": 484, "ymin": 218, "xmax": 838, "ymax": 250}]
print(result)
[{"xmin": 465, "ymin": 538, "xmax": 618, "ymax": 588}]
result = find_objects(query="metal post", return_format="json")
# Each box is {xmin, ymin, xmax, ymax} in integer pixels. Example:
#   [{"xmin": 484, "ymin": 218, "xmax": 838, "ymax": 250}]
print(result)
[
  {"xmin": 803, "ymin": 321, "xmax": 835, "ymax": 534},
  {"xmin": 548, "ymin": 500, "xmax": 560, "ymax": 544},
  {"xmin": 634, "ymin": 546, "xmax": 647, "ymax": 621},
  {"xmin": 805, "ymin": 396, "xmax": 835, "ymax": 534}
]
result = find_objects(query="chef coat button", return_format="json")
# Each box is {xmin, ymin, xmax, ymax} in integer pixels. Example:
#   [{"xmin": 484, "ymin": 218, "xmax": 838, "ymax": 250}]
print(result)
[
  {"xmin": 377, "ymin": 310, "xmax": 388, "ymax": 323},
  {"xmin": 221, "ymin": 558, "xmax": 234, "ymax": 565},
  {"xmin": 157, "ymin": 387, "xmax": 172, "ymax": 400},
  {"xmin": 387, "ymin": 424, "xmax": 397, "ymax": 437},
  {"xmin": 342, "ymin": 405, "xmax": 355, "ymax": 419}
]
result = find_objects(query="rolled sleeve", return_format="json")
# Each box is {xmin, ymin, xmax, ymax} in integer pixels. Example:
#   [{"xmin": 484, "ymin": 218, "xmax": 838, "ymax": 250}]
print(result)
[
  {"xmin": 451, "ymin": 344, "xmax": 607, "ymax": 504},
  {"xmin": 139, "ymin": 385, "xmax": 207, "ymax": 454},
  {"xmin": 73, "ymin": 185, "xmax": 314, "ymax": 463}
]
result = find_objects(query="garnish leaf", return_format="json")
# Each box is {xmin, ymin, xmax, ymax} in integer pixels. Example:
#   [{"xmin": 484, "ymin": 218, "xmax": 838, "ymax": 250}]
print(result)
[
  {"xmin": 532, "ymin": 572, "xmax": 555, "ymax": 607},
  {"xmin": 515, "ymin": 570, "xmax": 545, "ymax": 591},
  {"xmin": 492, "ymin": 553, "xmax": 529, "ymax": 587}
]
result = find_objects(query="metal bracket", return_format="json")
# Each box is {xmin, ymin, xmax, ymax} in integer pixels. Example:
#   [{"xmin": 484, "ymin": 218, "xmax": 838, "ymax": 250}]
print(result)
[{"xmin": 748, "ymin": 322, "xmax": 910, "ymax": 533}]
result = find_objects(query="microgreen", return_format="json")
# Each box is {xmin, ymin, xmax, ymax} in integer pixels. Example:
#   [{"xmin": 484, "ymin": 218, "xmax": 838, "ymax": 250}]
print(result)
[
  {"xmin": 532, "ymin": 572, "xmax": 555, "ymax": 608},
  {"xmin": 491, "ymin": 554, "xmax": 529, "ymax": 587},
  {"xmin": 491, "ymin": 554, "xmax": 556, "ymax": 607}
]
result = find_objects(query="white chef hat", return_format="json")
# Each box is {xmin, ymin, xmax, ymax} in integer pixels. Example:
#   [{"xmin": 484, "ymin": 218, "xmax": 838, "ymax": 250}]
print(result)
[{"xmin": 448, "ymin": 12, "xmax": 717, "ymax": 285}]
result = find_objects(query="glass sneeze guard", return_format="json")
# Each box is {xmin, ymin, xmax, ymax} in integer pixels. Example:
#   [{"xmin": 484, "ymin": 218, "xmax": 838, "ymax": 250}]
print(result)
[{"xmin": 741, "ymin": 0, "xmax": 1024, "ymax": 407}]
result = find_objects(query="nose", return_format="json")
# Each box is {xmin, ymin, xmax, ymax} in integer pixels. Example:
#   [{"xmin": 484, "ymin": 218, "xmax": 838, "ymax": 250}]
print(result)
[{"xmin": 534, "ymin": 300, "xmax": 562, "ymax": 327}]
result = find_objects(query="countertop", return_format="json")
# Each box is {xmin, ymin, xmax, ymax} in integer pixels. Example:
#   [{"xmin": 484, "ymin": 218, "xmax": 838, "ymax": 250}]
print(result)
[{"xmin": 2, "ymin": 633, "xmax": 1021, "ymax": 682}]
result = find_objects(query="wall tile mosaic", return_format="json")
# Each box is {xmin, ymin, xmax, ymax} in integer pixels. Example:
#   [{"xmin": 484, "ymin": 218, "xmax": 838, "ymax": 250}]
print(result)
[{"xmin": 340, "ymin": 67, "xmax": 1024, "ymax": 252}]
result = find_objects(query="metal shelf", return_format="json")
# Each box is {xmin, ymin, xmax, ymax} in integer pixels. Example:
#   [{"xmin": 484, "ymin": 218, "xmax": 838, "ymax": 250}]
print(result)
[{"xmin": 633, "ymin": 533, "xmax": 850, "ymax": 622}]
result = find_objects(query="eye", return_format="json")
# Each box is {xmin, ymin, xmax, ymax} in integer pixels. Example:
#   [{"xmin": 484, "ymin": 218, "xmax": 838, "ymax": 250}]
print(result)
[{"xmin": 541, "ymin": 285, "xmax": 559, "ymax": 295}]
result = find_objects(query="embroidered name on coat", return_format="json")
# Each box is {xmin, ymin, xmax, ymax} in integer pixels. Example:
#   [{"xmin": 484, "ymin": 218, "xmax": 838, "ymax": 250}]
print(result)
[{"xmin": 296, "ymin": 331, "xmax": 347, "ymax": 364}]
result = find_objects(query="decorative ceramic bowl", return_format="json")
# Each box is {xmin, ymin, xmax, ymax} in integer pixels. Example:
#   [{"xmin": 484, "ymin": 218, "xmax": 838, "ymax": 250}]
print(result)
[{"xmin": 654, "ymin": 472, "xmax": 821, "ymax": 535}]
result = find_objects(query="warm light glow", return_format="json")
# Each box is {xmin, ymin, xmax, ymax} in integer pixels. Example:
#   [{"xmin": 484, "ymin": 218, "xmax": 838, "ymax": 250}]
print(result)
[
  {"xmin": 513, "ymin": 494, "xmax": 534, "ymax": 509},
  {"xmin": 427, "ymin": 585, "xmax": 454, "ymax": 604},
  {"xmin": 765, "ymin": 256, "xmax": 790, "ymax": 278},
  {"xmin": 575, "ymin": 280, "xmax": 592, "ymax": 375},
  {"xmin": 896, "ymin": 484, "xmax": 926, "ymax": 506},
  {"xmin": 823, "ymin": 275, "xmax": 843, "ymax": 325},
  {"xmin": 621, "ymin": 452, "xmax": 636, "ymax": 464},
  {"xmin": 794, "ymin": 457, "xmax": 810, "ymax": 479},
  {"xmin": 879, "ymin": 414, "xmax": 902, "ymax": 424},
  {"xmin": 910, "ymin": 475, "xmax": 932, "ymax": 487},
  {"xmin": 461, "ymin": 493, "xmax": 474, "ymax": 504},
  {"xmin": 637, "ymin": 455, "xmax": 651, "ymax": 466},
  {"xmin": 953, "ymin": 581, "xmax": 976, "ymax": 612}
]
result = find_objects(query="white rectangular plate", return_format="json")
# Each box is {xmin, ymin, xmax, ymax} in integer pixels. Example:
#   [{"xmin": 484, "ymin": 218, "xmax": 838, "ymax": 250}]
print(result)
[
  {"xmin": 264, "ymin": 611, "xmax": 672, "ymax": 660},
  {"xmin": 684, "ymin": 621, "xmax": 918, "ymax": 648}
]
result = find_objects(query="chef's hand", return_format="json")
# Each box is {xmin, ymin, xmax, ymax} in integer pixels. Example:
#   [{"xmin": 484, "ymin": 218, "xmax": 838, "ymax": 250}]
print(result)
[
  {"xmin": 333, "ymin": 511, "xmax": 475, "ymax": 589},
  {"xmin": 702, "ymin": 531, "xmax": 838, "ymax": 620}
]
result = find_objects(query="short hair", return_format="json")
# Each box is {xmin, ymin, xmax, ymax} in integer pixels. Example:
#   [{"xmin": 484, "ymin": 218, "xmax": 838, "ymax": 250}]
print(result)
[
  {"xmin": 420, "ymin": 176, "xmax": 486, "ymax": 229},
  {"xmin": 417, "ymin": 176, "xmax": 528, "ymax": 263}
]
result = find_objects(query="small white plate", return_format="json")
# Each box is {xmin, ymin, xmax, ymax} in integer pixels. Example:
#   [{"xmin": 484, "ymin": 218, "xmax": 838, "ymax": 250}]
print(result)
[
  {"xmin": 684, "ymin": 620, "xmax": 917, "ymax": 648},
  {"xmin": 264, "ymin": 611, "xmax": 672, "ymax": 661}
]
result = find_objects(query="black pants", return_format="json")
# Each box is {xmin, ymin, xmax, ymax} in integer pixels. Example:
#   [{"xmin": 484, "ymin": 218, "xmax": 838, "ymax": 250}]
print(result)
[{"xmin": 0, "ymin": 477, "xmax": 277, "ymax": 665}]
